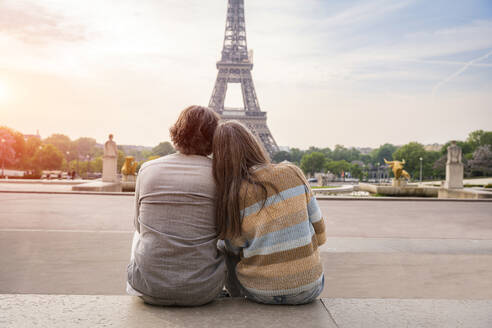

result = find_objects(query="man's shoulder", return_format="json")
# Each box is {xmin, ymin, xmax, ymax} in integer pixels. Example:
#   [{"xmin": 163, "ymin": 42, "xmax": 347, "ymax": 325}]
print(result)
[{"xmin": 139, "ymin": 153, "xmax": 212, "ymax": 174}]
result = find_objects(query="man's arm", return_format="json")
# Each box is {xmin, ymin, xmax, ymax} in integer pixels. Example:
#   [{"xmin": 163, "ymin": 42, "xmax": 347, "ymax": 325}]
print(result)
[{"xmin": 134, "ymin": 173, "xmax": 141, "ymax": 233}]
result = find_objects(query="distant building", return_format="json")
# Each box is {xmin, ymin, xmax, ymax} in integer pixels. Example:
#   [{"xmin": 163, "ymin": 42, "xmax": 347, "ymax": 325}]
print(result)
[
  {"xmin": 278, "ymin": 146, "xmax": 290, "ymax": 152},
  {"xmin": 23, "ymin": 130, "xmax": 41, "ymax": 140},
  {"xmin": 357, "ymin": 147, "xmax": 373, "ymax": 155},
  {"xmin": 424, "ymin": 143, "xmax": 443, "ymax": 152}
]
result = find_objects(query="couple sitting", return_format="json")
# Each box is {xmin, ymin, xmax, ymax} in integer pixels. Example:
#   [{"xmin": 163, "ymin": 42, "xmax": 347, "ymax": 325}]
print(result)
[{"xmin": 127, "ymin": 105, "xmax": 326, "ymax": 306}]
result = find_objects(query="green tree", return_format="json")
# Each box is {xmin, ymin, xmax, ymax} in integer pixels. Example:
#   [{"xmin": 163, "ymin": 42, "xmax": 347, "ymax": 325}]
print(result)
[
  {"xmin": 392, "ymin": 142, "xmax": 439, "ymax": 180},
  {"xmin": 91, "ymin": 157, "xmax": 103, "ymax": 173},
  {"xmin": 44, "ymin": 134, "xmax": 72, "ymax": 155},
  {"xmin": 330, "ymin": 145, "xmax": 361, "ymax": 162},
  {"xmin": 392, "ymin": 142, "xmax": 426, "ymax": 179},
  {"xmin": 289, "ymin": 148, "xmax": 305, "ymax": 165},
  {"xmin": 350, "ymin": 163, "xmax": 363, "ymax": 180},
  {"xmin": 33, "ymin": 144, "xmax": 64, "ymax": 170},
  {"xmin": 152, "ymin": 141, "xmax": 175, "ymax": 157},
  {"xmin": 371, "ymin": 143, "xmax": 398, "ymax": 165},
  {"xmin": 467, "ymin": 130, "xmax": 492, "ymax": 152},
  {"xmin": 117, "ymin": 150, "xmax": 126, "ymax": 173},
  {"xmin": 326, "ymin": 160, "xmax": 351, "ymax": 177},
  {"xmin": 300, "ymin": 152, "xmax": 326, "ymax": 176},
  {"xmin": 272, "ymin": 151, "xmax": 291, "ymax": 163},
  {"xmin": 74, "ymin": 137, "xmax": 97, "ymax": 159}
]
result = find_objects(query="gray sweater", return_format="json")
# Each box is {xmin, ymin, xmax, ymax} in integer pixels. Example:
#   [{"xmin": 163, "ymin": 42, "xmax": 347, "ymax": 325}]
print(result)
[{"xmin": 127, "ymin": 153, "xmax": 225, "ymax": 305}]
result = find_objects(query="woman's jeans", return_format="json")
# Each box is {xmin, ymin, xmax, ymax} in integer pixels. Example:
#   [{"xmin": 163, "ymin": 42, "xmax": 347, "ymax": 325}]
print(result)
[{"xmin": 224, "ymin": 251, "xmax": 324, "ymax": 305}]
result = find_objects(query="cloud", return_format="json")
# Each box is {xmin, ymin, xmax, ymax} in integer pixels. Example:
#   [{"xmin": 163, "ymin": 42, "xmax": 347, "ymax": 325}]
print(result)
[
  {"xmin": 432, "ymin": 49, "xmax": 492, "ymax": 95},
  {"xmin": 318, "ymin": 0, "xmax": 415, "ymax": 28},
  {"xmin": 0, "ymin": 1, "xmax": 86, "ymax": 44}
]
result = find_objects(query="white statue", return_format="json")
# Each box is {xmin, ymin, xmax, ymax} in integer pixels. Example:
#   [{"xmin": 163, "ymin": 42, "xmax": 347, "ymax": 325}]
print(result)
[
  {"xmin": 102, "ymin": 134, "xmax": 118, "ymax": 183},
  {"xmin": 444, "ymin": 141, "xmax": 463, "ymax": 189},
  {"xmin": 104, "ymin": 134, "xmax": 118, "ymax": 158},
  {"xmin": 447, "ymin": 141, "xmax": 462, "ymax": 164}
]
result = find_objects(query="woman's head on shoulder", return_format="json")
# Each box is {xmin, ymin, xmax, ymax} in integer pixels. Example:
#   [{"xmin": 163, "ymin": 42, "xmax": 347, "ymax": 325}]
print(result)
[{"xmin": 170, "ymin": 105, "xmax": 220, "ymax": 156}]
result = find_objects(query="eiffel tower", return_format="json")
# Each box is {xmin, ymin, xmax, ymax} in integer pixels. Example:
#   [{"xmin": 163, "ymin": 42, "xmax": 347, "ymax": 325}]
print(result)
[{"xmin": 209, "ymin": 0, "xmax": 279, "ymax": 155}]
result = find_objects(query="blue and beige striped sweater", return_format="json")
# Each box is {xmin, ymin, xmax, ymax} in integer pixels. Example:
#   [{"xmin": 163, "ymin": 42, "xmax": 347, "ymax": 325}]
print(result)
[{"xmin": 225, "ymin": 163, "xmax": 326, "ymax": 296}]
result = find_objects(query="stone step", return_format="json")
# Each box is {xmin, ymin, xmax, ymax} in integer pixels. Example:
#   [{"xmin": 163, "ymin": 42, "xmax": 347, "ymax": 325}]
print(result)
[
  {"xmin": 1, "ymin": 295, "xmax": 491, "ymax": 328},
  {"xmin": 0, "ymin": 295, "xmax": 336, "ymax": 328}
]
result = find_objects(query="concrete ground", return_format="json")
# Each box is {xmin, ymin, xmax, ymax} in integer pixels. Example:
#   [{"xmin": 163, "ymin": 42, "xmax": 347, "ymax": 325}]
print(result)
[{"xmin": 1, "ymin": 192, "xmax": 492, "ymax": 327}]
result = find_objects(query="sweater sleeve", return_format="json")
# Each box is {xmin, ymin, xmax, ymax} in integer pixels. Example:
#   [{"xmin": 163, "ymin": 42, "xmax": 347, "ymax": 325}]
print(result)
[
  {"xmin": 307, "ymin": 195, "xmax": 327, "ymax": 246},
  {"xmin": 289, "ymin": 164, "xmax": 327, "ymax": 246}
]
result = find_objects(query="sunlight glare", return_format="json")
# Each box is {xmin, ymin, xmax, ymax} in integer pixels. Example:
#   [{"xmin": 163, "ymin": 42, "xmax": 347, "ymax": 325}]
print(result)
[{"xmin": 0, "ymin": 81, "xmax": 7, "ymax": 101}]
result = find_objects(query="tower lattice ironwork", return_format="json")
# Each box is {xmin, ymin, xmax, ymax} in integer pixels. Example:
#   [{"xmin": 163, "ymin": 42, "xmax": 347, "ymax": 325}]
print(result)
[{"xmin": 209, "ymin": 0, "xmax": 278, "ymax": 155}]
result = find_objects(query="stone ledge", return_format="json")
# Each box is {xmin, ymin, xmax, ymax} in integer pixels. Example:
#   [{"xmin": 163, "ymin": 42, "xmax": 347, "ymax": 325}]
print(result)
[
  {"xmin": 322, "ymin": 298, "xmax": 492, "ymax": 328},
  {"xmin": 2, "ymin": 295, "xmax": 491, "ymax": 328},
  {"xmin": 0, "ymin": 295, "xmax": 336, "ymax": 328}
]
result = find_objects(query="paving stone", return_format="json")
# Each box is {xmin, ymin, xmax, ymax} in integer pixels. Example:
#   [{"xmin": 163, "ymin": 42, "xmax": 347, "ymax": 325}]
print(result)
[
  {"xmin": 322, "ymin": 298, "xmax": 492, "ymax": 328},
  {"xmin": 0, "ymin": 295, "xmax": 336, "ymax": 328}
]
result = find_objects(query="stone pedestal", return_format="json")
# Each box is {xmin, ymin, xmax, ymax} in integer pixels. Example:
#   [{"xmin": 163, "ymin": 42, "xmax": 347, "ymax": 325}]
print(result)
[
  {"xmin": 102, "ymin": 156, "xmax": 118, "ymax": 183},
  {"xmin": 392, "ymin": 179, "xmax": 407, "ymax": 188},
  {"xmin": 444, "ymin": 163, "xmax": 463, "ymax": 189}
]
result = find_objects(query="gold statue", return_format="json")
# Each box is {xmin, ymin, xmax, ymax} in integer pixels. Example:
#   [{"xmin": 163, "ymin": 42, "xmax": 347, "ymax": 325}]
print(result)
[
  {"xmin": 121, "ymin": 156, "xmax": 138, "ymax": 176},
  {"xmin": 384, "ymin": 159, "xmax": 410, "ymax": 180}
]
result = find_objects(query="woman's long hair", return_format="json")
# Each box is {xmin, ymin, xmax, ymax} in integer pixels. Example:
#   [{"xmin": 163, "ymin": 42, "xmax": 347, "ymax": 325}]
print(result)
[{"xmin": 212, "ymin": 121, "xmax": 271, "ymax": 240}]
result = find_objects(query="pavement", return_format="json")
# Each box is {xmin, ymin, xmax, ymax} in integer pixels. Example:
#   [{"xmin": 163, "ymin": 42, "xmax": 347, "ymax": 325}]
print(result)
[{"xmin": 1, "ymin": 192, "xmax": 492, "ymax": 327}]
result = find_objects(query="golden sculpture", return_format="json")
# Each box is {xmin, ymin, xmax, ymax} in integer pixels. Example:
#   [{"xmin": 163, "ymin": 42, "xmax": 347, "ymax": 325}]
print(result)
[
  {"xmin": 384, "ymin": 159, "xmax": 410, "ymax": 180},
  {"xmin": 121, "ymin": 156, "xmax": 138, "ymax": 176}
]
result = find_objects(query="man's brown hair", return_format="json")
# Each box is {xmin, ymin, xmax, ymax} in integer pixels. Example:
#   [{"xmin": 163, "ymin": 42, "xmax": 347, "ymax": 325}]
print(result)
[{"xmin": 169, "ymin": 105, "xmax": 220, "ymax": 156}]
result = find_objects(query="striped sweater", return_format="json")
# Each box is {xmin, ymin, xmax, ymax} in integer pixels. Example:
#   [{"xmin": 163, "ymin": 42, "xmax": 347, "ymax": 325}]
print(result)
[{"xmin": 225, "ymin": 163, "xmax": 326, "ymax": 296}]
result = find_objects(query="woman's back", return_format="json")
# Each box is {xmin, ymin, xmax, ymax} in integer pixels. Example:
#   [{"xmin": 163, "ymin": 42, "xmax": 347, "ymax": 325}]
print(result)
[{"xmin": 228, "ymin": 163, "xmax": 326, "ymax": 297}]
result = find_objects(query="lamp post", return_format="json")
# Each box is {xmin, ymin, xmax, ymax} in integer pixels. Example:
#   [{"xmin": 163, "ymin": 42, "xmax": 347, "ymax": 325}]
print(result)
[
  {"xmin": 377, "ymin": 162, "xmax": 380, "ymax": 183},
  {"xmin": 65, "ymin": 151, "xmax": 70, "ymax": 174},
  {"xmin": 86, "ymin": 154, "xmax": 90, "ymax": 180},
  {"xmin": 419, "ymin": 157, "xmax": 423, "ymax": 183},
  {"xmin": 1, "ymin": 138, "xmax": 5, "ymax": 178}
]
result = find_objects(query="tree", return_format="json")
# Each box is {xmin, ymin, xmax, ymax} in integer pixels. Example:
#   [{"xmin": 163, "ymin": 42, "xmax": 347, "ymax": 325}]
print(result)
[
  {"xmin": 300, "ymin": 152, "xmax": 326, "ymax": 176},
  {"xmin": 350, "ymin": 163, "xmax": 363, "ymax": 180},
  {"xmin": 74, "ymin": 137, "xmax": 97, "ymax": 159},
  {"xmin": 152, "ymin": 142, "xmax": 175, "ymax": 157},
  {"xmin": 33, "ymin": 144, "xmax": 64, "ymax": 170},
  {"xmin": 393, "ymin": 142, "xmax": 440, "ymax": 180},
  {"xmin": 289, "ymin": 148, "xmax": 305, "ymax": 165},
  {"xmin": 326, "ymin": 160, "xmax": 351, "ymax": 177},
  {"xmin": 467, "ymin": 130, "xmax": 492, "ymax": 152},
  {"xmin": 432, "ymin": 155, "xmax": 447, "ymax": 179},
  {"xmin": 44, "ymin": 134, "xmax": 72, "ymax": 155},
  {"xmin": 371, "ymin": 143, "xmax": 398, "ymax": 165},
  {"xmin": 0, "ymin": 130, "xmax": 16, "ymax": 173},
  {"xmin": 117, "ymin": 150, "xmax": 126, "ymax": 173},
  {"xmin": 468, "ymin": 146, "xmax": 492, "ymax": 176},
  {"xmin": 392, "ymin": 142, "xmax": 426, "ymax": 179},
  {"xmin": 0, "ymin": 126, "xmax": 25, "ymax": 166},
  {"xmin": 330, "ymin": 145, "xmax": 361, "ymax": 162},
  {"xmin": 272, "ymin": 151, "xmax": 291, "ymax": 163}
]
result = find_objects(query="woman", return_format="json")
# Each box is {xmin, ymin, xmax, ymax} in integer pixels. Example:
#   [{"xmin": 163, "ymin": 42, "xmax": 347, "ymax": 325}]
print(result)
[{"xmin": 213, "ymin": 121, "xmax": 326, "ymax": 305}]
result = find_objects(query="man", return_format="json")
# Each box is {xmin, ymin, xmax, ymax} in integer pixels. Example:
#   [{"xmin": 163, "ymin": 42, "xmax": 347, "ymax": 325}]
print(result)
[{"xmin": 127, "ymin": 105, "xmax": 225, "ymax": 306}]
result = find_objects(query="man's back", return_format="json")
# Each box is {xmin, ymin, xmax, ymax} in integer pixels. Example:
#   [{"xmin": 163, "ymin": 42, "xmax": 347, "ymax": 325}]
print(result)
[{"xmin": 127, "ymin": 153, "xmax": 225, "ymax": 305}]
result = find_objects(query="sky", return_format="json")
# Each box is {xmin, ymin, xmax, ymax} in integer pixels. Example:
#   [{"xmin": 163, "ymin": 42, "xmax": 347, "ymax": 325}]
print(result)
[{"xmin": 0, "ymin": 0, "xmax": 491, "ymax": 149}]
